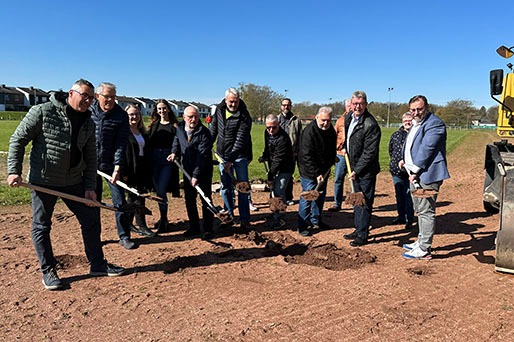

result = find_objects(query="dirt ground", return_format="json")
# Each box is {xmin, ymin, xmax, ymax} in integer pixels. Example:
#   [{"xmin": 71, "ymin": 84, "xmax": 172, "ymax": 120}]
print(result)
[{"xmin": 1, "ymin": 130, "xmax": 513, "ymax": 341}]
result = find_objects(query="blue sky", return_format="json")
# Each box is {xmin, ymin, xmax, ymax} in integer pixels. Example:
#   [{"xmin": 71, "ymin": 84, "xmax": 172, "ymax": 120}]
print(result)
[{"xmin": 1, "ymin": 0, "xmax": 512, "ymax": 109}]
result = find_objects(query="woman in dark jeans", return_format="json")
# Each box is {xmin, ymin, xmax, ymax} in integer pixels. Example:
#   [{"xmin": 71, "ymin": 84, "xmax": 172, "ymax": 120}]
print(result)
[
  {"xmin": 148, "ymin": 99, "xmax": 179, "ymax": 233},
  {"xmin": 123, "ymin": 104, "xmax": 155, "ymax": 237}
]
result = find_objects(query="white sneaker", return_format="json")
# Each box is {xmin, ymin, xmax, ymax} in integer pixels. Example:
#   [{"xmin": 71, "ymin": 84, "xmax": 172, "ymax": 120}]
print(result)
[
  {"xmin": 402, "ymin": 245, "xmax": 432, "ymax": 260},
  {"xmin": 402, "ymin": 240, "xmax": 419, "ymax": 251},
  {"xmin": 249, "ymin": 202, "xmax": 258, "ymax": 211}
]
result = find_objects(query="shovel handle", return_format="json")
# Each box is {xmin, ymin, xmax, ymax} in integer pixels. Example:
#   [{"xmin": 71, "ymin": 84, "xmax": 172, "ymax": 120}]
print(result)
[{"xmin": 344, "ymin": 153, "xmax": 357, "ymax": 193}]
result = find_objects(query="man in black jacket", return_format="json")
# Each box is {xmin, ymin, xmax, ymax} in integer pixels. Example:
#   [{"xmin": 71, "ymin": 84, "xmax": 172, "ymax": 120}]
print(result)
[
  {"xmin": 259, "ymin": 114, "xmax": 294, "ymax": 229},
  {"xmin": 168, "ymin": 106, "xmax": 214, "ymax": 240},
  {"xmin": 297, "ymin": 106, "xmax": 337, "ymax": 236},
  {"xmin": 343, "ymin": 91, "xmax": 381, "ymax": 246},
  {"xmin": 90, "ymin": 82, "xmax": 134, "ymax": 249},
  {"xmin": 209, "ymin": 88, "xmax": 252, "ymax": 233}
]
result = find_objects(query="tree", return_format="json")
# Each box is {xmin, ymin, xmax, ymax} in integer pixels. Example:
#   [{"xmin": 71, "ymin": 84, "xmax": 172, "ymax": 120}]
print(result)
[
  {"xmin": 436, "ymin": 99, "xmax": 478, "ymax": 126},
  {"xmin": 238, "ymin": 83, "xmax": 282, "ymax": 122}
]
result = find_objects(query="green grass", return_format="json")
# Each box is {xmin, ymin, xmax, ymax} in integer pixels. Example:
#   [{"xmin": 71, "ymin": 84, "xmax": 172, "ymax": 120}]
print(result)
[
  {"xmin": 0, "ymin": 120, "xmax": 19, "ymax": 152},
  {"xmin": 0, "ymin": 121, "xmax": 470, "ymax": 205}
]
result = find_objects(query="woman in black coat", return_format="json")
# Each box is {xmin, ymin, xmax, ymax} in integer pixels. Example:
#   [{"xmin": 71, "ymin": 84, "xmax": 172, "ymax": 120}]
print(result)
[{"xmin": 123, "ymin": 105, "xmax": 155, "ymax": 237}]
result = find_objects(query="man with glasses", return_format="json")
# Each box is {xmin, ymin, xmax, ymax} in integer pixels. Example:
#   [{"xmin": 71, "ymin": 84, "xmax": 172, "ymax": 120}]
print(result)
[
  {"xmin": 400, "ymin": 95, "xmax": 449, "ymax": 259},
  {"xmin": 168, "ymin": 106, "xmax": 214, "ymax": 240},
  {"xmin": 297, "ymin": 106, "xmax": 336, "ymax": 236},
  {"xmin": 90, "ymin": 82, "xmax": 134, "ymax": 249},
  {"xmin": 278, "ymin": 98, "xmax": 302, "ymax": 205},
  {"xmin": 209, "ymin": 88, "xmax": 253, "ymax": 233},
  {"xmin": 343, "ymin": 91, "xmax": 381, "ymax": 247},
  {"xmin": 7, "ymin": 79, "xmax": 126, "ymax": 290},
  {"xmin": 259, "ymin": 114, "xmax": 294, "ymax": 229}
]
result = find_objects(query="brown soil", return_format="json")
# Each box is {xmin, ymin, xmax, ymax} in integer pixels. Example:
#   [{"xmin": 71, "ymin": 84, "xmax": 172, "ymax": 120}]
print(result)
[{"xmin": 1, "ymin": 131, "xmax": 513, "ymax": 341}]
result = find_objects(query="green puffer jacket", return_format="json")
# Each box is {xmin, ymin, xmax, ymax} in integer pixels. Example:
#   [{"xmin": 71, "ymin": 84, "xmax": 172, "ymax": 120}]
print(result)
[{"xmin": 7, "ymin": 92, "xmax": 97, "ymax": 190}]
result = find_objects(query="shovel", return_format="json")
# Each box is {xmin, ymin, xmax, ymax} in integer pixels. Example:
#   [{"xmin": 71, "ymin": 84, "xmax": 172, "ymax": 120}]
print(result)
[
  {"xmin": 97, "ymin": 170, "xmax": 164, "ymax": 202},
  {"xmin": 258, "ymin": 157, "xmax": 286, "ymax": 213},
  {"xmin": 300, "ymin": 168, "xmax": 332, "ymax": 201},
  {"xmin": 18, "ymin": 182, "xmax": 117, "ymax": 211},
  {"xmin": 173, "ymin": 159, "xmax": 232, "ymax": 223},
  {"xmin": 411, "ymin": 180, "xmax": 439, "ymax": 198},
  {"xmin": 214, "ymin": 152, "xmax": 251, "ymax": 194},
  {"xmin": 343, "ymin": 154, "xmax": 366, "ymax": 206}
]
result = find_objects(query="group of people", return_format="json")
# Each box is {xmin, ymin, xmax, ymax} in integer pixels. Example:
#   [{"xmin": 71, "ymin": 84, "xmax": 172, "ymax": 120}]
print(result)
[{"xmin": 6, "ymin": 78, "xmax": 449, "ymax": 291}]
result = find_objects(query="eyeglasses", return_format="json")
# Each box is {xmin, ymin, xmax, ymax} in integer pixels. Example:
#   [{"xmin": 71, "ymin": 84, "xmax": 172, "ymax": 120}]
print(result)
[
  {"xmin": 281, "ymin": 103, "xmax": 291, "ymax": 107},
  {"xmin": 98, "ymin": 93, "xmax": 116, "ymax": 101},
  {"xmin": 72, "ymin": 89, "xmax": 94, "ymax": 102},
  {"xmin": 410, "ymin": 107, "xmax": 425, "ymax": 113},
  {"xmin": 352, "ymin": 102, "xmax": 366, "ymax": 107},
  {"xmin": 266, "ymin": 125, "xmax": 278, "ymax": 130}
]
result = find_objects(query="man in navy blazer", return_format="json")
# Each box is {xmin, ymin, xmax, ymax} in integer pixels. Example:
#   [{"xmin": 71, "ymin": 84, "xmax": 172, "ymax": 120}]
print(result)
[{"xmin": 400, "ymin": 95, "xmax": 450, "ymax": 259}]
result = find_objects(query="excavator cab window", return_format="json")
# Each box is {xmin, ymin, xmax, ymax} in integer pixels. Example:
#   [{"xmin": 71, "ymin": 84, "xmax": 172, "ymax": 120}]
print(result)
[{"xmin": 491, "ymin": 69, "xmax": 504, "ymax": 96}]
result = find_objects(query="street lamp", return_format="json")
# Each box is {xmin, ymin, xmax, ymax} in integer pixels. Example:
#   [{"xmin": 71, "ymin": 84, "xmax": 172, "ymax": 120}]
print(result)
[
  {"xmin": 284, "ymin": 89, "xmax": 288, "ymax": 97},
  {"xmin": 387, "ymin": 87, "xmax": 394, "ymax": 128}
]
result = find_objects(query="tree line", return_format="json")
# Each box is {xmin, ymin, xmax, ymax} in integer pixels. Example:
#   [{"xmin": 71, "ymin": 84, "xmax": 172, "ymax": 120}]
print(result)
[{"xmin": 238, "ymin": 82, "xmax": 499, "ymax": 126}]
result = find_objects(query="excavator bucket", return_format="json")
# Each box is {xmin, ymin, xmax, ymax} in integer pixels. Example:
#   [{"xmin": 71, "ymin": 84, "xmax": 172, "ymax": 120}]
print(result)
[{"xmin": 495, "ymin": 167, "xmax": 514, "ymax": 274}]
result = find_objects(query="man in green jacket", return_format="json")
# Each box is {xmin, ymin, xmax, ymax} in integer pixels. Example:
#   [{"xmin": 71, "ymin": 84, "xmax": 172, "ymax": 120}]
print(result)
[{"xmin": 7, "ymin": 79, "xmax": 126, "ymax": 291}]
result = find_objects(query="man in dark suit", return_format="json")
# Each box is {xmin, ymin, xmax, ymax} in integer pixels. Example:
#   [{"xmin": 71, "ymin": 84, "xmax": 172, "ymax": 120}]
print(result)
[{"xmin": 343, "ymin": 91, "xmax": 381, "ymax": 247}]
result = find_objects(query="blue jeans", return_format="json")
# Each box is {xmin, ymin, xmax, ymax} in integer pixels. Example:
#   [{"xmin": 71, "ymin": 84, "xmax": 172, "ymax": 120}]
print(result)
[
  {"xmin": 219, "ymin": 157, "xmax": 250, "ymax": 222},
  {"xmin": 297, "ymin": 176, "xmax": 328, "ymax": 229},
  {"xmin": 333, "ymin": 154, "xmax": 348, "ymax": 207},
  {"xmin": 392, "ymin": 175, "xmax": 414, "ymax": 223},
  {"xmin": 96, "ymin": 176, "xmax": 131, "ymax": 240},
  {"xmin": 352, "ymin": 176, "xmax": 376, "ymax": 240},
  {"xmin": 152, "ymin": 148, "xmax": 172, "ymax": 220},
  {"xmin": 31, "ymin": 183, "xmax": 105, "ymax": 274}
]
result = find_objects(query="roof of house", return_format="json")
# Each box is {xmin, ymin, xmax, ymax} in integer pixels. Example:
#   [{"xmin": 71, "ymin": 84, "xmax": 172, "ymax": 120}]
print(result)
[
  {"xmin": 0, "ymin": 85, "xmax": 24, "ymax": 95},
  {"xmin": 16, "ymin": 87, "xmax": 49, "ymax": 96}
]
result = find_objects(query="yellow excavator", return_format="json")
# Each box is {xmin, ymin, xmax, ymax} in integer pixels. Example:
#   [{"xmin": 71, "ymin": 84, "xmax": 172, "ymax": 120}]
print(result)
[{"xmin": 485, "ymin": 44, "xmax": 514, "ymax": 273}]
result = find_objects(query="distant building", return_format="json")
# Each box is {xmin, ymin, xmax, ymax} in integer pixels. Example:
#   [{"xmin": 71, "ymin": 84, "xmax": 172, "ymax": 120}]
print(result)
[
  {"xmin": 188, "ymin": 101, "xmax": 211, "ymax": 118},
  {"xmin": 134, "ymin": 97, "xmax": 155, "ymax": 116},
  {"xmin": 16, "ymin": 86, "xmax": 49, "ymax": 107},
  {"xmin": 117, "ymin": 95, "xmax": 140, "ymax": 111},
  {"xmin": 169, "ymin": 100, "xmax": 189, "ymax": 117},
  {"xmin": 0, "ymin": 85, "xmax": 25, "ymax": 111}
]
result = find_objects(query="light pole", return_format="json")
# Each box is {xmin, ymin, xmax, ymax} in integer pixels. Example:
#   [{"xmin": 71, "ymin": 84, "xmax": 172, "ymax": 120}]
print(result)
[
  {"xmin": 387, "ymin": 87, "xmax": 394, "ymax": 128},
  {"xmin": 284, "ymin": 89, "xmax": 288, "ymax": 97}
]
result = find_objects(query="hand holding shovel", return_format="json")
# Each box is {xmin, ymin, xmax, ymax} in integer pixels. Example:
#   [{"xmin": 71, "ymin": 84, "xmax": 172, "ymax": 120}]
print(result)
[
  {"xmin": 411, "ymin": 180, "xmax": 438, "ymax": 198},
  {"xmin": 344, "ymin": 154, "xmax": 366, "ymax": 206},
  {"xmin": 300, "ymin": 168, "xmax": 332, "ymax": 201}
]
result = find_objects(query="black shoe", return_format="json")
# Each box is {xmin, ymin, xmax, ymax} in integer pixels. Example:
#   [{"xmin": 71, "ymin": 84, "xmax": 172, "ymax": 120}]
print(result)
[
  {"xmin": 129, "ymin": 224, "xmax": 140, "ymax": 234},
  {"xmin": 350, "ymin": 236, "xmax": 367, "ymax": 247},
  {"xmin": 202, "ymin": 231, "xmax": 214, "ymax": 240},
  {"xmin": 327, "ymin": 205, "xmax": 341, "ymax": 212},
  {"xmin": 312, "ymin": 221, "xmax": 330, "ymax": 230},
  {"xmin": 42, "ymin": 268, "xmax": 63, "ymax": 291},
  {"xmin": 183, "ymin": 228, "xmax": 200, "ymax": 238},
  {"xmin": 298, "ymin": 227, "xmax": 311, "ymax": 237},
  {"xmin": 405, "ymin": 222, "xmax": 413, "ymax": 230},
  {"xmin": 391, "ymin": 217, "xmax": 406, "ymax": 225},
  {"xmin": 90, "ymin": 262, "xmax": 126, "ymax": 277},
  {"xmin": 343, "ymin": 230, "xmax": 358, "ymax": 240},
  {"xmin": 138, "ymin": 225, "xmax": 156, "ymax": 237},
  {"xmin": 119, "ymin": 238, "xmax": 136, "ymax": 250},
  {"xmin": 234, "ymin": 221, "xmax": 250, "ymax": 234},
  {"xmin": 156, "ymin": 219, "xmax": 170, "ymax": 233}
]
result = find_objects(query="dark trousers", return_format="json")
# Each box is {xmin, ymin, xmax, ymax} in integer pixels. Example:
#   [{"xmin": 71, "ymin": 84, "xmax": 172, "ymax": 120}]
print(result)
[
  {"xmin": 31, "ymin": 183, "xmax": 105, "ymax": 274},
  {"xmin": 352, "ymin": 175, "xmax": 377, "ymax": 240},
  {"xmin": 95, "ymin": 176, "xmax": 131, "ymax": 240},
  {"xmin": 183, "ymin": 170, "xmax": 214, "ymax": 233}
]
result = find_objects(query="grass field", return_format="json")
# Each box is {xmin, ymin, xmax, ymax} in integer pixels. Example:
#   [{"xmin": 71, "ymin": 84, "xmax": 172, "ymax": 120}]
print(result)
[{"xmin": 0, "ymin": 120, "xmax": 469, "ymax": 205}]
